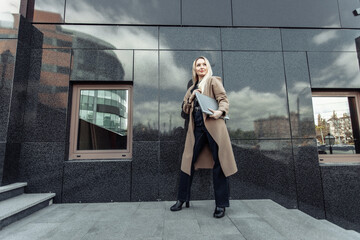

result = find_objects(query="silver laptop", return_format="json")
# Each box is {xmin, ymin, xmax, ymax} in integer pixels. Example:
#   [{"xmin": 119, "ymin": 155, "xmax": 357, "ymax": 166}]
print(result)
[{"xmin": 195, "ymin": 92, "xmax": 230, "ymax": 120}]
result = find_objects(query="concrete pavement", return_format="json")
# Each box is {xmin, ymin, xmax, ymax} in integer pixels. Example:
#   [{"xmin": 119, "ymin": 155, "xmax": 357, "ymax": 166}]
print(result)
[{"xmin": 0, "ymin": 199, "xmax": 359, "ymax": 240}]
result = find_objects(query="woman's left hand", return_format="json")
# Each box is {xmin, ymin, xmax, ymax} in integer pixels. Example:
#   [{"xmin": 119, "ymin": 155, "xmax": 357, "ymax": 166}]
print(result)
[{"xmin": 208, "ymin": 108, "xmax": 223, "ymax": 119}]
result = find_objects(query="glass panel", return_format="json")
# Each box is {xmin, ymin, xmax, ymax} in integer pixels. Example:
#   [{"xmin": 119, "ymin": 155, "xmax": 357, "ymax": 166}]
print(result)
[
  {"xmin": 159, "ymin": 27, "xmax": 221, "ymax": 50},
  {"xmin": 77, "ymin": 89, "xmax": 128, "ymax": 150},
  {"xmin": 0, "ymin": 0, "xmax": 20, "ymax": 14},
  {"xmin": 283, "ymin": 52, "xmax": 315, "ymax": 138},
  {"xmin": 32, "ymin": 25, "xmax": 158, "ymax": 50},
  {"xmin": 312, "ymin": 97, "xmax": 356, "ymax": 155},
  {"xmin": 182, "ymin": 0, "xmax": 232, "ymax": 26},
  {"xmin": 221, "ymin": 28, "xmax": 281, "ymax": 51},
  {"xmin": 33, "ymin": 0, "xmax": 65, "ymax": 23},
  {"xmin": 338, "ymin": 0, "xmax": 360, "ymax": 28},
  {"xmin": 308, "ymin": 52, "xmax": 360, "ymax": 88},
  {"xmin": 282, "ymin": 29, "xmax": 360, "ymax": 52},
  {"xmin": 223, "ymin": 51, "xmax": 290, "ymax": 139},
  {"xmin": 0, "ymin": 40, "xmax": 17, "ymax": 141},
  {"xmin": 0, "ymin": 1, "xmax": 20, "ymax": 39},
  {"xmin": 232, "ymin": 0, "xmax": 340, "ymax": 28},
  {"xmin": 65, "ymin": 0, "xmax": 180, "ymax": 25},
  {"xmin": 71, "ymin": 50, "xmax": 133, "ymax": 81},
  {"xmin": 133, "ymin": 51, "xmax": 158, "ymax": 141}
]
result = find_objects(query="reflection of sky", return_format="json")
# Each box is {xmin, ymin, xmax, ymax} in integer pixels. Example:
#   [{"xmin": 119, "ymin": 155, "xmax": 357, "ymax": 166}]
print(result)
[
  {"xmin": 34, "ymin": 0, "xmax": 65, "ymax": 17},
  {"xmin": 65, "ymin": 0, "xmax": 180, "ymax": 24},
  {"xmin": 287, "ymin": 82, "xmax": 314, "ymax": 120},
  {"xmin": 0, "ymin": 0, "xmax": 20, "ymax": 13},
  {"xmin": 309, "ymin": 52, "xmax": 360, "ymax": 88},
  {"xmin": 223, "ymin": 51, "xmax": 288, "ymax": 131},
  {"xmin": 227, "ymin": 87, "xmax": 288, "ymax": 131},
  {"xmin": 62, "ymin": 25, "xmax": 158, "ymax": 49},
  {"xmin": 312, "ymin": 97, "xmax": 349, "ymax": 125},
  {"xmin": 282, "ymin": 29, "xmax": 360, "ymax": 52},
  {"xmin": 0, "ymin": 12, "xmax": 15, "ymax": 29}
]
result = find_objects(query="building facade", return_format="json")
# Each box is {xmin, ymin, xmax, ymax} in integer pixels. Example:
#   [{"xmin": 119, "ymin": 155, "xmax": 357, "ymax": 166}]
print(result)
[{"xmin": 1, "ymin": 0, "xmax": 360, "ymax": 231}]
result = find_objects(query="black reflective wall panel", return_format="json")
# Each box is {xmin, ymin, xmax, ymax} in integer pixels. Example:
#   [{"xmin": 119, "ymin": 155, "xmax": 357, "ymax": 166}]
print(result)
[
  {"xmin": 64, "ymin": 0, "xmax": 181, "ymax": 25},
  {"xmin": 223, "ymin": 51, "xmax": 290, "ymax": 139},
  {"xmin": 232, "ymin": 0, "xmax": 340, "ymax": 28},
  {"xmin": 182, "ymin": 0, "xmax": 232, "ymax": 26}
]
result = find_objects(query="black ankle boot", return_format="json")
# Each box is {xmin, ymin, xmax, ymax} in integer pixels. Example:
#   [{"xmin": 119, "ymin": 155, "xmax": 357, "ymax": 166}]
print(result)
[
  {"xmin": 213, "ymin": 206, "xmax": 225, "ymax": 218},
  {"xmin": 170, "ymin": 200, "xmax": 190, "ymax": 211}
]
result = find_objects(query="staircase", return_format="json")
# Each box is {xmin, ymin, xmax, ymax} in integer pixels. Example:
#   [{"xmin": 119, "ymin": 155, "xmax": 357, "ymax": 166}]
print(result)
[{"xmin": 0, "ymin": 183, "xmax": 55, "ymax": 230}]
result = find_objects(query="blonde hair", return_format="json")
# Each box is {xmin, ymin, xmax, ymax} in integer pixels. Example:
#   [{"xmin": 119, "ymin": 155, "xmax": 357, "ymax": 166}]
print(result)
[{"xmin": 192, "ymin": 56, "xmax": 213, "ymax": 92}]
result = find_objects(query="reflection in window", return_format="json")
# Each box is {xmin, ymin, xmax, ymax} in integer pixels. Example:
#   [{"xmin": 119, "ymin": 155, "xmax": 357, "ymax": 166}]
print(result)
[
  {"xmin": 78, "ymin": 89, "xmax": 128, "ymax": 150},
  {"xmin": 69, "ymin": 85, "xmax": 132, "ymax": 159},
  {"xmin": 312, "ymin": 96, "xmax": 359, "ymax": 155}
]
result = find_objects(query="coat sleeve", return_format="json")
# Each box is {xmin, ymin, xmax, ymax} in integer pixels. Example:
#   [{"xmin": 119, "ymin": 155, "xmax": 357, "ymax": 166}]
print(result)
[
  {"xmin": 212, "ymin": 77, "xmax": 229, "ymax": 115},
  {"xmin": 182, "ymin": 88, "xmax": 193, "ymax": 114}
]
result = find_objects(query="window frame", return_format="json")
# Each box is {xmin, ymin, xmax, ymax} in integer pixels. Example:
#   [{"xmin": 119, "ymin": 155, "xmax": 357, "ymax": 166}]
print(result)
[
  {"xmin": 69, "ymin": 84, "xmax": 133, "ymax": 160},
  {"xmin": 312, "ymin": 91, "xmax": 360, "ymax": 164}
]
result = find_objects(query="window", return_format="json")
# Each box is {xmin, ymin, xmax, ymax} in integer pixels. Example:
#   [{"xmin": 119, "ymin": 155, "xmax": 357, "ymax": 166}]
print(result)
[
  {"xmin": 312, "ymin": 91, "xmax": 360, "ymax": 163},
  {"xmin": 69, "ymin": 84, "xmax": 132, "ymax": 159}
]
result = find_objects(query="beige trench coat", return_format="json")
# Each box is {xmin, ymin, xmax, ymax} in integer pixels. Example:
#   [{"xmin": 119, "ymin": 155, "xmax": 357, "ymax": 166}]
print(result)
[{"xmin": 181, "ymin": 76, "xmax": 238, "ymax": 177}]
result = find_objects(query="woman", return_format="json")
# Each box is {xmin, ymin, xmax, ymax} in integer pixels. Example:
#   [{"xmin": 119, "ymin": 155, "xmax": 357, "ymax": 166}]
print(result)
[{"xmin": 170, "ymin": 56, "xmax": 238, "ymax": 218}]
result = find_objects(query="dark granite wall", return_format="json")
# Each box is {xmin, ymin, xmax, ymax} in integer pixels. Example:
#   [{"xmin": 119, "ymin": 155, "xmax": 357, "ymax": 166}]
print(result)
[
  {"xmin": 0, "ymin": 11, "xmax": 20, "ymax": 186},
  {"xmin": 321, "ymin": 165, "xmax": 360, "ymax": 232},
  {"xmin": 1, "ymin": 0, "xmax": 360, "ymax": 231}
]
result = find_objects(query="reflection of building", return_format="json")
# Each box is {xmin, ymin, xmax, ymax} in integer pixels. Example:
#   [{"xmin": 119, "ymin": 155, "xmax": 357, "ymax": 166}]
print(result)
[
  {"xmin": 254, "ymin": 112, "xmax": 313, "ymax": 138},
  {"xmin": 315, "ymin": 111, "xmax": 353, "ymax": 145},
  {"xmin": 327, "ymin": 111, "xmax": 353, "ymax": 144},
  {"xmin": 315, "ymin": 113, "xmax": 329, "ymax": 144},
  {"xmin": 79, "ymin": 89, "xmax": 128, "ymax": 136},
  {"xmin": 0, "ymin": 12, "xmax": 19, "ymax": 37},
  {"xmin": 254, "ymin": 115, "xmax": 290, "ymax": 138},
  {"xmin": 31, "ymin": 11, "xmax": 125, "ymax": 110},
  {"xmin": 78, "ymin": 89, "xmax": 128, "ymax": 150}
]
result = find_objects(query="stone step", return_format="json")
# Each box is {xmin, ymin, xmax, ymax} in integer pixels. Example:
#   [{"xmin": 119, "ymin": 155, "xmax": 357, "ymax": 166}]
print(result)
[
  {"xmin": 347, "ymin": 230, "xmax": 360, "ymax": 239},
  {"xmin": 0, "ymin": 182, "xmax": 27, "ymax": 202},
  {"xmin": 0, "ymin": 193, "xmax": 55, "ymax": 230}
]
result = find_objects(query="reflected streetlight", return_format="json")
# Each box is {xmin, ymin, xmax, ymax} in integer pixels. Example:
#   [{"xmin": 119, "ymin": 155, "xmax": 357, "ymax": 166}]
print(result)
[{"xmin": 325, "ymin": 133, "xmax": 335, "ymax": 154}]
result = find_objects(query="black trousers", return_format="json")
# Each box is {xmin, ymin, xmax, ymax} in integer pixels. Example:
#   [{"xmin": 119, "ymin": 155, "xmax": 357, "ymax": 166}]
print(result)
[{"xmin": 177, "ymin": 110, "xmax": 230, "ymax": 207}]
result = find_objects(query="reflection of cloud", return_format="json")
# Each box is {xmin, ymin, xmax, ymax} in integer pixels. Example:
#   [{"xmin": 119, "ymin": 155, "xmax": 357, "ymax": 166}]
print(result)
[
  {"xmin": 160, "ymin": 64, "xmax": 188, "ymax": 90},
  {"xmin": 311, "ymin": 52, "xmax": 360, "ymax": 87},
  {"xmin": 0, "ymin": 12, "xmax": 15, "ymax": 28},
  {"xmin": 227, "ymin": 87, "xmax": 287, "ymax": 131},
  {"xmin": 34, "ymin": 0, "xmax": 64, "ymax": 16},
  {"xmin": 0, "ymin": 0, "xmax": 19, "ymax": 13},
  {"xmin": 63, "ymin": 25, "xmax": 158, "ymax": 49},
  {"xmin": 312, "ymin": 30, "xmax": 338, "ymax": 45},
  {"xmin": 62, "ymin": 25, "xmax": 189, "ymax": 90},
  {"xmin": 310, "ymin": 30, "xmax": 360, "ymax": 87},
  {"xmin": 290, "ymin": 82, "xmax": 309, "ymax": 93},
  {"xmin": 287, "ymin": 84, "xmax": 314, "ymax": 120},
  {"xmin": 133, "ymin": 100, "xmax": 158, "ymax": 127},
  {"xmin": 312, "ymin": 97, "xmax": 349, "ymax": 124},
  {"xmin": 66, "ymin": 0, "xmax": 139, "ymax": 23},
  {"xmin": 160, "ymin": 101, "xmax": 184, "ymax": 131}
]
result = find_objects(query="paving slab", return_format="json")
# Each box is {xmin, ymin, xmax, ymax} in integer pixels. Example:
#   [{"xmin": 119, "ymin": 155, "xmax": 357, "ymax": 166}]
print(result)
[{"xmin": 0, "ymin": 200, "xmax": 358, "ymax": 240}]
